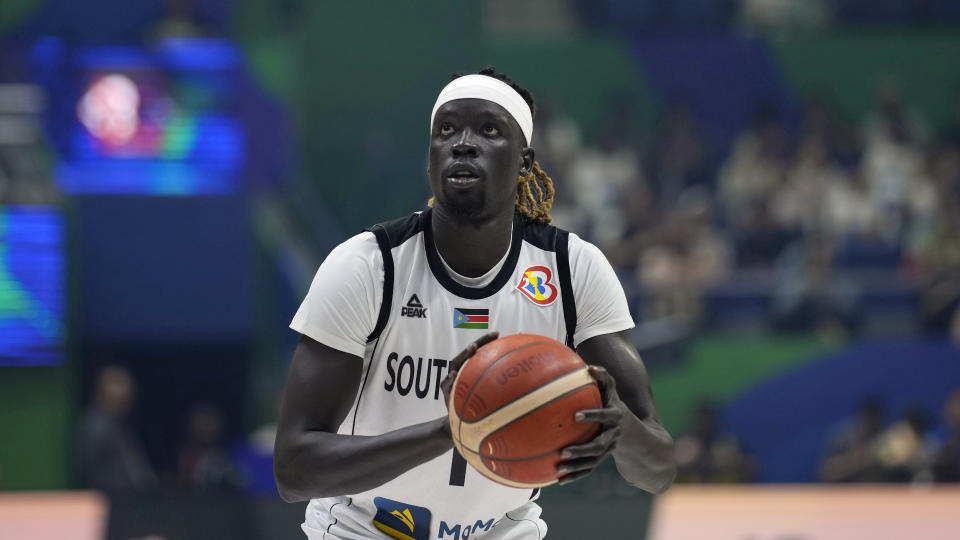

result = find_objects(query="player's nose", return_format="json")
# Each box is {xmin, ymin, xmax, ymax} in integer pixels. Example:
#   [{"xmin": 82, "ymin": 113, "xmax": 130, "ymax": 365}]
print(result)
[{"xmin": 452, "ymin": 129, "xmax": 479, "ymax": 158}]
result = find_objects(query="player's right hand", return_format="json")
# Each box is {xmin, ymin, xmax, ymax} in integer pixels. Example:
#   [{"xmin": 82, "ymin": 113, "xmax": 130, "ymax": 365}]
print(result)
[{"xmin": 440, "ymin": 331, "xmax": 499, "ymax": 413}]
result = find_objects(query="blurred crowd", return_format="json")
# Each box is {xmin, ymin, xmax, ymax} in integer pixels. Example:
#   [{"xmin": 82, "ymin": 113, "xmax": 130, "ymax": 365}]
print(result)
[
  {"xmin": 818, "ymin": 391, "xmax": 960, "ymax": 484},
  {"xmin": 80, "ymin": 365, "xmax": 261, "ymax": 496},
  {"xmin": 668, "ymin": 388, "xmax": 960, "ymax": 485},
  {"xmin": 545, "ymin": 86, "xmax": 960, "ymax": 339}
]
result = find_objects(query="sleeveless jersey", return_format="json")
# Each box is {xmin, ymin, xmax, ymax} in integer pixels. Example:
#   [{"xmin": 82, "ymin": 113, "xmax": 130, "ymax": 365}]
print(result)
[{"xmin": 290, "ymin": 209, "xmax": 634, "ymax": 539}]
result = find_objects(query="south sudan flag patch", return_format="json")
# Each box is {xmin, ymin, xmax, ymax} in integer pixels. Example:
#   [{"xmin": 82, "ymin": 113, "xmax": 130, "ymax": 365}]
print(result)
[
  {"xmin": 453, "ymin": 308, "xmax": 489, "ymax": 329},
  {"xmin": 372, "ymin": 497, "xmax": 431, "ymax": 540}
]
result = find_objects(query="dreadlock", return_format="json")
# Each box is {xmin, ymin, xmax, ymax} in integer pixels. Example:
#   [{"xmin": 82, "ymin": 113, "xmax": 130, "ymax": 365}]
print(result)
[{"xmin": 428, "ymin": 66, "xmax": 555, "ymax": 223}]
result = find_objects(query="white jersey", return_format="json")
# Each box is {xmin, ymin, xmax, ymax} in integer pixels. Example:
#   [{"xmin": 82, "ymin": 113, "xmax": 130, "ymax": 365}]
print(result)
[{"xmin": 290, "ymin": 209, "xmax": 634, "ymax": 540}]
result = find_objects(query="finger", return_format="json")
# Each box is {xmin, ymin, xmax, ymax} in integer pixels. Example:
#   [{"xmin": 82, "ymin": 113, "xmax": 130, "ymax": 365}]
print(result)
[
  {"xmin": 440, "ymin": 371, "xmax": 454, "ymax": 390},
  {"xmin": 575, "ymin": 408, "xmax": 623, "ymax": 426},
  {"xmin": 557, "ymin": 456, "xmax": 603, "ymax": 476},
  {"xmin": 449, "ymin": 345, "xmax": 477, "ymax": 372},
  {"xmin": 440, "ymin": 368, "xmax": 459, "ymax": 396},
  {"xmin": 449, "ymin": 331, "xmax": 499, "ymax": 371},
  {"xmin": 473, "ymin": 330, "xmax": 499, "ymax": 349},
  {"xmin": 587, "ymin": 365, "xmax": 617, "ymax": 396},
  {"xmin": 560, "ymin": 426, "xmax": 621, "ymax": 459},
  {"xmin": 557, "ymin": 468, "xmax": 595, "ymax": 485}
]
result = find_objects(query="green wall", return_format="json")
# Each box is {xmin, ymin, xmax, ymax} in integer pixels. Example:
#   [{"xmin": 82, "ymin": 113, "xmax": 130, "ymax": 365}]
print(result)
[
  {"xmin": 772, "ymin": 29, "xmax": 960, "ymax": 130},
  {"xmin": 236, "ymin": 1, "xmax": 655, "ymax": 232},
  {"xmin": 0, "ymin": 0, "xmax": 41, "ymax": 36},
  {"xmin": 480, "ymin": 36, "xmax": 658, "ymax": 142},
  {"xmin": 651, "ymin": 333, "xmax": 837, "ymax": 437},
  {"xmin": 0, "ymin": 365, "xmax": 73, "ymax": 489}
]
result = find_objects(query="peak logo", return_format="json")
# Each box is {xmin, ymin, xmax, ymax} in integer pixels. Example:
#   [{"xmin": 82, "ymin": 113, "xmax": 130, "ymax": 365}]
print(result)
[{"xmin": 401, "ymin": 294, "xmax": 427, "ymax": 318}]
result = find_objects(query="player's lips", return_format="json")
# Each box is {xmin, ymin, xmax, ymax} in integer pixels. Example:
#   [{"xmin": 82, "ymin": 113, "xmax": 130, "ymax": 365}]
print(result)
[{"xmin": 445, "ymin": 162, "xmax": 482, "ymax": 186}]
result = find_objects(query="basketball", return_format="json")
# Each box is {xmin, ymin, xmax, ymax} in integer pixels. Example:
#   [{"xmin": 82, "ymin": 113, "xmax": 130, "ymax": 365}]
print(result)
[{"xmin": 448, "ymin": 333, "xmax": 603, "ymax": 488}]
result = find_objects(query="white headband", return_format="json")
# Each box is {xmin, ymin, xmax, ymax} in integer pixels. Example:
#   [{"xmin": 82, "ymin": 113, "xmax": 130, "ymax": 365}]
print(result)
[{"xmin": 430, "ymin": 74, "xmax": 533, "ymax": 145}]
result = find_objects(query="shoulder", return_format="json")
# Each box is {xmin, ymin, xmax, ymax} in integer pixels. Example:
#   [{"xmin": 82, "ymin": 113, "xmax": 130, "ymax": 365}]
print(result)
[
  {"xmin": 319, "ymin": 230, "xmax": 382, "ymax": 275},
  {"xmin": 335, "ymin": 230, "xmax": 380, "ymax": 255},
  {"xmin": 322, "ymin": 209, "xmax": 427, "ymax": 269},
  {"xmin": 566, "ymin": 232, "xmax": 635, "ymax": 344},
  {"xmin": 566, "ymin": 232, "xmax": 611, "ymax": 269},
  {"xmin": 517, "ymin": 216, "xmax": 566, "ymax": 252},
  {"xmin": 512, "ymin": 218, "xmax": 613, "ymax": 277},
  {"xmin": 366, "ymin": 211, "xmax": 428, "ymax": 249}
]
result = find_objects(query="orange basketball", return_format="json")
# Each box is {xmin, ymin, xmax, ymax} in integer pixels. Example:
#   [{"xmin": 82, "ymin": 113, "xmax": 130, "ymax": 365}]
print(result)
[{"xmin": 448, "ymin": 333, "xmax": 603, "ymax": 488}]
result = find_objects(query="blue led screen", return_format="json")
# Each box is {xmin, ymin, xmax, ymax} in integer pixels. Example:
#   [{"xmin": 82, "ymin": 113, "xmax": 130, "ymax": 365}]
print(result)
[
  {"xmin": 35, "ymin": 38, "xmax": 245, "ymax": 195},
  {"xmin": 0, "ymin": 206, "xmax": 64, "ymax": 366}
]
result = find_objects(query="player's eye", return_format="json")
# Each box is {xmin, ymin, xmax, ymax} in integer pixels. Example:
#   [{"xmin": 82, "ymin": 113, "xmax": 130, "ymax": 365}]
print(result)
[
  {"xmin": 439, "ymin": 122, "xmax": 454, "ymax": 135},
  {"xmin": 482, "ymin": 125, "xmax": 500, "ymax": 136}
]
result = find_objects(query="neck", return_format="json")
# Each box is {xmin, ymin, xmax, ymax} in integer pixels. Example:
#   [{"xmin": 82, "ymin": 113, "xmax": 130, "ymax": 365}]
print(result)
[{"xmin": 431, "ymin": 205, "xmax": 514, "ymax": 278}]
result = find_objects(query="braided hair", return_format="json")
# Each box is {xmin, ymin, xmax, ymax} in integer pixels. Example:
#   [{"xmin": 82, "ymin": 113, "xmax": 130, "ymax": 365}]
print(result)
[{"xmin": 428, "ymin": 66, "xmax": 555, "ymax": 223}]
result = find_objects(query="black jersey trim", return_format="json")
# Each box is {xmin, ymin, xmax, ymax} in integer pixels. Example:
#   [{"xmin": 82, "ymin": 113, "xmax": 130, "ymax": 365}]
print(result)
[
  {"xmin": 365, "ymin": 211, "xmax": 427, "ymax": 341},
  {"xmin": 423, "ymin": 209, "xmax": 523, "ymax": 300},
  {"xmin": 503, "ymin": 509, "xmax": 543, "ymax": 540},
  {"xmin": 518, "ymin": 217, "xmax": 560, "ymax": 250},
  {"xmin": 351, "ymin": 337, "xmax": 380, "ymax": 435},
  {"xmin": 368, "ymin": 211, "xmax": 426, "ymax": 248},
  {"xmin": 520, "ymin": 219, "xmax": 577, "ymax": 346},
  {"xmin": 366, "ymin": 226, "xmax": 395, "ymax": 342},
  {"xmin": 555, "ymin": 229, "xmax": 577, "ymax": 348}
]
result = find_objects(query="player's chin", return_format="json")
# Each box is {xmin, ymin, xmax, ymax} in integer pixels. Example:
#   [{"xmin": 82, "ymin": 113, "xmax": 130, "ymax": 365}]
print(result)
[{"xmin": 437, "ymin": 190, "xmax": 485, "ymax": 219}]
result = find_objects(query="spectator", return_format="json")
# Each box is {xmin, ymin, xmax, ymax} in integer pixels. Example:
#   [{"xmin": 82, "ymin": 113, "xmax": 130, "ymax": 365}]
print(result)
[
  {"xmin": 674, "ymin": 402, "xmax": 754, "ymax": 483},
  {"xmin": 717, "ymin": 103, "xmax": 789, "ymax": 230},
  {"xmin": 873, "ymin": 407, "xmax": 937, "ymax": 483},
  {"xmin": 602, "ymin": 182, "xmax": 660, "ymax": 273},
  {"xmin": 566, "ymin": 94, "xmax": 644, "ymax": 246},
  {"xmin": 932, "ymin": 389, "xmax": 960, "ymax": 482},
  {"xmin": 819, "ymin": 398, "xmax": 885, "ymax": 482},
  {"xmin": 862, "ymin": 83, "xmax": 929, "ymax": 150},
  {"xmin": 772, "ymin": 99, "xmax": 857, "ymax": 237},
  {"xmin": 644, "ymin": 99, "xmax": 708, "ymax": 208},
  {"xmin": 637, "ymin": 187, "xmax": 731, "ymax": 323},
  {"xmin": 535, "ymin": 101, "xmax": 587, "ymax": 234},
  {"xmin": 735, "ymin": 203, "xmax": 795, "ymax": 267},
  {"xmin": 820, "ymin": 168, "xmax": 878, "ymax": 241},
  {"xmin": 177, "ymin": 403, "xmax": 243, "ymax": 491},
  {"xmin": 917, "ymin": 188, "xmax": 960, "ymax": 340},
  {"xmin": 80, "ymin": 366, "xmax": 158, "ymax": 494},
  {"xmin": 772, "ymin": 234, "xmax": 861, "ymax": 336},
  {"xmin": 860, "ymin": 85, "xmax": 927, "ymax": 240}
]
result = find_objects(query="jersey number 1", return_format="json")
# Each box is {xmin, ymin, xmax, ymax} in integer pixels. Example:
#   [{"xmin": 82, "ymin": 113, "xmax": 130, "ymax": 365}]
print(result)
[{"xmin": 449, "ymin": 450, "xmax": 466, "ymax": 486}]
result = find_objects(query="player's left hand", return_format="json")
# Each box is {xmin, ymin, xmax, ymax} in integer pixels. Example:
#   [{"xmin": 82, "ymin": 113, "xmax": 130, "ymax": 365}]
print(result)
[
  {"xmin": 440, "ymin": 331, "xmax": 500, "ymax": 411},
  {"xmin": 556, "ymin": 365, "xmax": 624, "ymax": 485}
]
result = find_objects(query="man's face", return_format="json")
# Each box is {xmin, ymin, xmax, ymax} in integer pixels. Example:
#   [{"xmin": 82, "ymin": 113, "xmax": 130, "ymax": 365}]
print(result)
[{"xmin": 428, "ymin": 98, "xmax": 531, "ymax": 221}]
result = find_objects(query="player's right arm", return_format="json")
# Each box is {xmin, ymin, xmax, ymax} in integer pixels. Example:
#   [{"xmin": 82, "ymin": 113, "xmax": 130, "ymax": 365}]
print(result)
[
  {"xmin": 273, "ymin": 332, "xmax": 494, "ymax": 502},
  {"xmin": 273, "ymin": 334, "xmax": 453, "ymax": 502},
  {"xmin": 273, "ymin": 231, "xmax": 493, "ymax": 502}
]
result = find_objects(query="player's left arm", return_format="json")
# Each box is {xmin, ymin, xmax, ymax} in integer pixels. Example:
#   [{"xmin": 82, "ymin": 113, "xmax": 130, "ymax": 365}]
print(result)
[{"xmin": 561, "ymin": 330, "xmax": 676, "ymax": 493}]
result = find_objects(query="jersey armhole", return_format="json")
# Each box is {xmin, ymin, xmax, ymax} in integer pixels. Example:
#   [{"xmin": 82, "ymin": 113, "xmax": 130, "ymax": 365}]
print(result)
[
  {"xmin": 366, "ymin": 225, "xmax": 394, "ymax": 342},
  {"xmin": 556, "ymin": 229, "xmax": 577, "ymax": 349}
]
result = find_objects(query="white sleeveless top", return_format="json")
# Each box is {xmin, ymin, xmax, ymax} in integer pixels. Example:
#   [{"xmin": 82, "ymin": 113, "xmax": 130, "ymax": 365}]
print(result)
[{"xmin": 290, "ymin": 209, "xmax": 634, "ymax": 540}]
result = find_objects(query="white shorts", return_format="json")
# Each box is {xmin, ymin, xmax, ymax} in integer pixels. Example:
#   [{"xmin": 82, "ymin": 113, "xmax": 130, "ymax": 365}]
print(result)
[{"xmin": 301, "ymin": 497, "xmax": 547, "ymax": 540}]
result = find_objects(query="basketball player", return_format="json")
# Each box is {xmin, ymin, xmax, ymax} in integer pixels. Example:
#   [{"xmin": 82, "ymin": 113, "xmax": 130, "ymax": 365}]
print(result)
[{"xmin": 275, "ymin": 67, "xmax": 675, "ymax": 540}]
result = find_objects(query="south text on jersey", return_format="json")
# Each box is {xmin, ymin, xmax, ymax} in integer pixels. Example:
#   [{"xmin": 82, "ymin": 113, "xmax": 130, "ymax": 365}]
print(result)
[{"xmin": 384, "ymin": 352, "xmax": 449, "ymax": 400}]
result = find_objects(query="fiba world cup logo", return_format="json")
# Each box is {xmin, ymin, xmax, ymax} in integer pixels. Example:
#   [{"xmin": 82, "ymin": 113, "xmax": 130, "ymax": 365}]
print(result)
[{"xmin": 516, "ymin": 265, "xmax": 558, "ymax": 306}]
